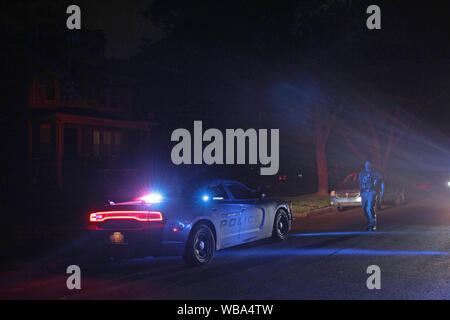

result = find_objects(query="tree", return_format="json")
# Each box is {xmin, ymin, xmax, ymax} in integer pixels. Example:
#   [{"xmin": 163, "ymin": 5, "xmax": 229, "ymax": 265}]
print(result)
[
  {"xmin": 140, "ymin": 0, "xmax": 356, "ymax": 194},
  {"xmin": 313, "ymin": 103, "xmax": 338, "ymax": 195},
  {"xmin": 343, "ymin": 106, "xmax": 412, "ymax": 170},
  {"xmin": 336, "ymin": 78, "xmax": 415, "ymax": 171},
  {"xmin": 271, "ymin": 68, "xmax": 343, "ymax": 195}
]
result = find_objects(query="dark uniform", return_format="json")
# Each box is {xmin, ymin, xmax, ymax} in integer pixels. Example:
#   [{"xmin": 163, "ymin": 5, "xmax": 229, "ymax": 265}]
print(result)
[{"xmin": 358, "ymin": 162, "xmax": 383, "ymax": 231}]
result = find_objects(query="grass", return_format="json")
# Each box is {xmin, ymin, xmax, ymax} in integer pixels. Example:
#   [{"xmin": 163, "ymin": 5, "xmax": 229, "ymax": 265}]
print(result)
[{"xmin": 282, "ymin": 194, "xmax": 331, "ymax": 214}]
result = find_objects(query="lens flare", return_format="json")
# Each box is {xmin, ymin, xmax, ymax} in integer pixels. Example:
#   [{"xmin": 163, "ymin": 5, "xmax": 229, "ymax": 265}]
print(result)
[{"xmin": 138, "ymin": 192, "xmax": 163, "ymax": 203}]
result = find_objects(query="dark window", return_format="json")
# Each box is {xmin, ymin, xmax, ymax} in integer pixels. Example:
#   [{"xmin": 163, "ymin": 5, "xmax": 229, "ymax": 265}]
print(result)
[
  {"xmin": 39, "ymin": 124, "xmax": 51, "ymax": 154},
  {"xmin": 64, "ymin": 128, "xmax": 78, "ymax": 158},
  {"xmin": 41, "ymin": 74, "xmax": 55, "ymax": 100},
  {"xmin": 110, "ymin": 88, "xmax": 120, "ymax": 109},
  {"xmin": 226, "ymin": 183, "xmax": 256, "ymax": 199},
  {"xmin": 207, "ymin": 185, "xmax": 228, "ymax": 200},
  {"xmin": 99, "ymin": 88, "xmax": 107, "ymax": 107}
]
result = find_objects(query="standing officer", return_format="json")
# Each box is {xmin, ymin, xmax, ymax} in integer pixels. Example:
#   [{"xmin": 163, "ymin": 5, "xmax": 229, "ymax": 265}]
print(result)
[{"xmin": 358, "ymin": 161, "xmax": 384, "ymax": 231}]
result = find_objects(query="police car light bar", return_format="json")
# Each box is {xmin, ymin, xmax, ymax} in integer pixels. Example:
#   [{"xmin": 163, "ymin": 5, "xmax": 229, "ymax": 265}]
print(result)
[{"xmin": 136, "ymin": 192, "xmax": 163, "ymax": 203}]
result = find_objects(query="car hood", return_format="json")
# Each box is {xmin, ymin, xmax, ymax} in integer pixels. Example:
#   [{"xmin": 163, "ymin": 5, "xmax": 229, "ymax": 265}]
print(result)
[{"xmin": 335, "ymin": 188, "xmax": 360, "ymax": 193}]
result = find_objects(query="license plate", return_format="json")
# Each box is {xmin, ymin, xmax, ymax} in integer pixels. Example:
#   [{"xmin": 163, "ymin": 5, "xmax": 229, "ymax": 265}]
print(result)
[{"xmin": 110, "ymin": 232, "xmax": 126, "ymax": 244}]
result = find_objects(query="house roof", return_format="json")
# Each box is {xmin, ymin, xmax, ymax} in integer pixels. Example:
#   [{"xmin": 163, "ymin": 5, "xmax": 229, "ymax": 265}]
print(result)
[{"xmin": 29, "ymin": 108, "xmax": 157, "ymax": 130}]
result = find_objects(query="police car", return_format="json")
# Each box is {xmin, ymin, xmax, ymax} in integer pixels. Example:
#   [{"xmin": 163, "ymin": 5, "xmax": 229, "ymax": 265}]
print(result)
[{"xmin": 88, "ymin": 179, "xmax": 293, "ymax": 266}]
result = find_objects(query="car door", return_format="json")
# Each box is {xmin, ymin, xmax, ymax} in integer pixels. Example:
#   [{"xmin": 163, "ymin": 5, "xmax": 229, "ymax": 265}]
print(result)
[
  {"xmin": 224, "ymin": 183, "xmax": 265, "ymax": 243},
  {"xmin": 206, "ymin": 184, "xmax": 242, "ymax": 249}
]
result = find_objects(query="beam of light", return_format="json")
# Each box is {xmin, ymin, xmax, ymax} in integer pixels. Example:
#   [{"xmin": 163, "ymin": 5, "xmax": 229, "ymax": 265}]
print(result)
[
  {"xmin": 292, "ymin": 231, "xmax": 381, "ymax": 236},
  {"xmin": 290, "ymin": 231, "xmax": 428, "ymax": 237},
  {"xmin": 218, "ymin": 248, "xmax": 448, "ymax": 258},
  {"xmin": 332, "ymin": 249, "xmax": 449, "ymax": 256},
  {"xmin": 271, "ymin": 75, "xmax": 450, "ymax": 175}
]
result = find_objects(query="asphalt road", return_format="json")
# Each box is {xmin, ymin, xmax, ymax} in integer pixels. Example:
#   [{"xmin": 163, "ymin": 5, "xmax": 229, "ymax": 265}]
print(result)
[{"xmin": 1, "ymin": 195, "xmax": 449, "ymax": 299}]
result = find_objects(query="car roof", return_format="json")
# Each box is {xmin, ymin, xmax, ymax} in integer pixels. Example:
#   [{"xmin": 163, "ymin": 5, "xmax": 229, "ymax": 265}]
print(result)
[{"xmin": 208, "ymin": 179, "xmax": 248, "ymax": 188}]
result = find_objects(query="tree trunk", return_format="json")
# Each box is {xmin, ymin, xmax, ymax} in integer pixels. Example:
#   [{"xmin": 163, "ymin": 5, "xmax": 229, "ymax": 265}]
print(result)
[{"xmin": 315, "ymin": 142, "xmax": 328, "ymax": 196}]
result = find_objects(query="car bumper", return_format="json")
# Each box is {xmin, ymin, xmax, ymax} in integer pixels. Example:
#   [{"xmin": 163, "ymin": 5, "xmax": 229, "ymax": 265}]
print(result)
[
  {"xmin": 86, "ymin": 226, "xmax": 185, "ymax": 258},
  {"xmin": 330, "ymin": 197, "xmax": 361, "ymax": 208}
]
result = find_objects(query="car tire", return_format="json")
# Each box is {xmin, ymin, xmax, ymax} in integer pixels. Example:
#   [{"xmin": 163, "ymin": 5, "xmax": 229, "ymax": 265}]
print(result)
[
  {"xmin": 183, "ymin": 223, "xmax": 215, "ymax": 266},
  {"xmin": 272, "ymin": 209, "xmax": 290, "ymax": 241},
  {"xmin": 337, "ymin": 206, "xmax": 345, "ymax": 212}
]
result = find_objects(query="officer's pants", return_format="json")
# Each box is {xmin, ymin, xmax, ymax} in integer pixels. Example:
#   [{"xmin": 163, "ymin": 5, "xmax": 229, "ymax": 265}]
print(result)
[{"xmin": 361, "ymin": 191, "xmax": 377, "ymax": 228}]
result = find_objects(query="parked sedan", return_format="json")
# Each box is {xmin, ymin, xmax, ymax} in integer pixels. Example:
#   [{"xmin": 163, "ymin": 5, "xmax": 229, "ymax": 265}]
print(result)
[
  {"xmin": 87, "ymin": 179, "xmax": 293, "ymax": 266},
  {"xmin": 330, "ymin": 172, "xmax": 407, "ymax": 211},
  {"xmin": 330, "ymin": 173, "xmax": 361, "ymax": 211}
]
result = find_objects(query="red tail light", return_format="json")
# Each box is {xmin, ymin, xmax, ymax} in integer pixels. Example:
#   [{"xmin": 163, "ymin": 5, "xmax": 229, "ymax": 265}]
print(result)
[
  {"xmin": 89, "ymin": 211, "xmax": 163, "ymax": 222},
  {"xmin": 147, "ymin": 212, "xmax": 163, "ymax": 221}
]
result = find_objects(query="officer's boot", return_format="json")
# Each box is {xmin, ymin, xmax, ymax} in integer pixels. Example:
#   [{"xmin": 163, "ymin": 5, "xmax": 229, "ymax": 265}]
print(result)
[{"xmin": 371, "ymin": 213, "xmax": 377, "ymax": 231}]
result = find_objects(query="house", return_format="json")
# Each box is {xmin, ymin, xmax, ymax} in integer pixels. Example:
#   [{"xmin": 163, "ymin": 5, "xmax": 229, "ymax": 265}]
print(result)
[{"xmin": 6, "ymin": 25, "xmax": 157, "ymax": 191}]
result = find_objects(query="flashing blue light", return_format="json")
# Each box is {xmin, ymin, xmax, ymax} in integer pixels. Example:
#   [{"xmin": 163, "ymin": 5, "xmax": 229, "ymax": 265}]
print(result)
[{"xmin": 202, "ymin": 195, "xmax": 210, "ymax": 202}]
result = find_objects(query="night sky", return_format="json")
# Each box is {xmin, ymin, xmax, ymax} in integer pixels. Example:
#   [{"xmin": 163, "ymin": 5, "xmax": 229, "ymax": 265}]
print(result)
[
  {"xmin": 78, "ymin": 0, "xmax": 164, "ymax": 58},
  {"xmin": 1, "ymin": 0, "xmax": 448, "ymax": 135},
  {"xmin": 74, "ymin": 0, "xmax": 449, "ymax": 134}
]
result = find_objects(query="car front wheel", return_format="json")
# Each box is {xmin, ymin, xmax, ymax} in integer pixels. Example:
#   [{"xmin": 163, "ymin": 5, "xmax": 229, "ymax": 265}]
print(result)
[
  {"xmin": 272, "ymin": 209, "xmax": 290, "ymax": 241},
  {"xmin": 183, "ymin": 223, "xmax": 215, "ymax": 266}
]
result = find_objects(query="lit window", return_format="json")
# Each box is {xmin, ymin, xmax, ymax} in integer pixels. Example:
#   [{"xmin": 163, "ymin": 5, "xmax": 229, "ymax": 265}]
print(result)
[
  {"xmin": 93, "ymin": 130, "xmax": 100, "ymax": 157},
  {"xmin": 104, "ymin": 131, "xmax": 112, "ymax": 156},
  {"xmin": 113, "ymin": 132, "xmax": 122, "ymax": 155},
  {"xmin": 114, "ymin": 132, "xmax": 121, "ymax": 145},
  {"xmin": 103, "ymin": 131, "xmax": 111, "ymax": 144}
]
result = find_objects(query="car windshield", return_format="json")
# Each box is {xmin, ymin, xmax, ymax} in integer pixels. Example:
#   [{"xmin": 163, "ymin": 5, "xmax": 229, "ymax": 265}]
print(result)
[
  {"xmin": 338, "ymin": 173, "xmax": 359, "ymax": 189},
  {"xmin": 206, "ymin": 185, "xmax": 229, "ymax": 200},
  {"xmin": 226, "ymin": 183, "xmax": 257, "ymax": 199}
]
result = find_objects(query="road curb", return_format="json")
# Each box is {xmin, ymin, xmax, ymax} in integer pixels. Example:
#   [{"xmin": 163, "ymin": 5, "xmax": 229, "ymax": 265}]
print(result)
[{"xmin": 293, "ymin": 206, "xmax": 336, "ymax": 218}]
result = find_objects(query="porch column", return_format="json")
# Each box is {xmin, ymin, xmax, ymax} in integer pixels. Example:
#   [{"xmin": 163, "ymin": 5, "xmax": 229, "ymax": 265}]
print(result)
[
  {"xmin": 55, "ymin": 121, "xmax": 64, "ymax": 188},
  {"xmin": 28, "ymin": 121, "xmax": 33, "ymax": 160}
]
